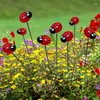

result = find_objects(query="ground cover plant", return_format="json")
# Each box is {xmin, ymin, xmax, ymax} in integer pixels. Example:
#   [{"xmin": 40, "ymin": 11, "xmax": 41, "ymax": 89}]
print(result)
[{"xmin": 0, "ymin": 11, "xmax": 100, "ymax": 100}]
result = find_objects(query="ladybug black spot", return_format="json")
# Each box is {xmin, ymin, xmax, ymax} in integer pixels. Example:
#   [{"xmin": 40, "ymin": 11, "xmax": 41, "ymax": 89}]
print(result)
[
  {"xmin": 26, "ymin": 11, "xmax": 32, "ymax": 18},
  {"xmin": 37, "ymin": 36, "xmax": 43, "ymax": 43},
  {"xmin": 69, "ymin": 21, "xmax": 74, "ymax": 26},
  {"xmin": 10, "ymin": 44, "xmax": 16, "ymax": 51},
  {"xmin": 90, "ymin": 33, "xmax": 96, "ymax": 39},
  {"xmin": 60, "ymin": 36, "xmax": 66, "ymax": 42},
  {"xmin": 49, "ymin": 27, "xmax": 56, "ymax": 34},
  {"xmin": 17, "ymin": 30, "xmax": 20, "ymax": 34}
]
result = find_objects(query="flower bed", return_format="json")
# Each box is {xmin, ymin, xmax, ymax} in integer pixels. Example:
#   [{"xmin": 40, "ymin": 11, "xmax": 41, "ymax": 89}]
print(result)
[{"xmin": 0, "ymin": 12, "xmax": 100, "ymax": 100}]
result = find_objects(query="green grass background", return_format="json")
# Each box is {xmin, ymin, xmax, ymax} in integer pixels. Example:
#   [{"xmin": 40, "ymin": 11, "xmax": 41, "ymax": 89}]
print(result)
[{"xmin": 0, "ymin": 0, "xmax": 100, "ymax": 46}]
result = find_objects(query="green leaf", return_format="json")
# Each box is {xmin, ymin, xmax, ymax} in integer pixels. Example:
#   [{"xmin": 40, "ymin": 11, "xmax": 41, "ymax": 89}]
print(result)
[{"xmin": 29, "ymin": 96, "xmax": 32, "ymax": 100}]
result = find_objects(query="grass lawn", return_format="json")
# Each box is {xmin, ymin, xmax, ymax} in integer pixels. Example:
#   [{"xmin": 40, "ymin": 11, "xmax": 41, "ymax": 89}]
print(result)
[{"xmin": 0, "ymin": 12, "xmax": 100, "ymax": 47}]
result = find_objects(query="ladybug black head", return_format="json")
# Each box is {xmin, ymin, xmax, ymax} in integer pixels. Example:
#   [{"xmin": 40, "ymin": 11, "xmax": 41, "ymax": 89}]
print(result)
[
  {"xmin": 60, "ymin": 36, "xmax": 66, "ymax": 42},
  {"xmin": 49, "ymin": 27, "xmax": 56, "ymax": 34},
  {"xmin": 90, "ymin": 33, "xmax": 96, "ymax": 39},
  {"xmin": 17, "ymin": 30, "xmax": 20, "ymax": 34},
  {"xmin": 37, "ymin": 36, "xmax": 43, "ymax": 43},
  {"xmin": 26, "ymin": 11, "xmax": 32, "ymax": 18},
  {"xmin": 10, "ymin": 44, "xmax": 16, "ymax": 51},
  {"xmin": 69, "ymin": 21, "xmax": 74, "ymax": 26}
]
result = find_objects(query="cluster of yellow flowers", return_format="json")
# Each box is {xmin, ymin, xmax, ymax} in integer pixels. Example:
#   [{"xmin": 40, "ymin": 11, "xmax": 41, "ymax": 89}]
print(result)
[{"xmin": 0, "ymin": 35, "xmax": 100, "ymax": 99}]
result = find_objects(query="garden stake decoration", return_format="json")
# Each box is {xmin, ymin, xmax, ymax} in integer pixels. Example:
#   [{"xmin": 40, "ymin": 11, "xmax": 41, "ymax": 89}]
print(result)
[
  {"xmin": 84, "ymin": 27, "xmax": 96, "ymax": 65},
  {"xmin": 17, "ymin": 28, "xmax": 29, "ymax": 53},
  {"xmin": 69, "ymin": 16, "xmax": 79, "ymax": 44},
  {"xmin": 49, "ymin": 22, "xmax": 62, "ymax": 67},
  {"xmin": 19, "ymin": 11, "xmax": 35, "ymax": 49},
  {"xmin": 2, "ymin": 40, "xmax": 24, "ymax": 67},
  {"xmin": 37, "ymin": 35, "xmax": 51, "ymax": 70},
  {"xmin": 61, "ymin": 31, "xmax": 73, "ymax": 69}
]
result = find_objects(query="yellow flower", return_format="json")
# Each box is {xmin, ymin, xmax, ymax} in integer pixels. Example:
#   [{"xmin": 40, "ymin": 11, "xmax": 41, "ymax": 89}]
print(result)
[
  {"xmin": 76, "ymin": 64, "xmax": 80, "ymax": 66},
  {"xmin": 93, "ymin": 75, "xmax": 96, "ymax": 78},
  {"xmin": 25, "ymin": 54, "xmax": 30, "ymax": 57},
  {"xmin": 30, "ymin": 54, "xmax": 35, "ymax": 58},
  {"xmin": 0, "ymin": 86, "xmax": 4, "ymax": 88},
  {"xmin": 64, "ymin": 75, "xmax": 68, "ymax": 78},
  {"xmin": 32, "ymin": 77, "xmax": 36, "ymax": 81},
  {"xmin": 62, "ymin": 64, "xmax": 67, "ymax": 67},
  {"xmin": 81, "ymin": 70, "xmax": 85, "ymax": 73},
  {"xmin": 87, "ymin": 73, "xmax": 91, "ymax": 77},
  {"xmin": 77, "ymin": 81, "xmax": 80, "ymax": 84},
  {"xmin": 19, "ymin": 98, "xmax": 23, "ymax": 100},
  {"xmin": 41, "ymin": 79, "xmax": 45, "ymax": 85},
  {"xmin": 10, "ymin": 57, "xmax": 16, "ymax": 61},
  {"xmin": 24, "ymin": 62, "xmax": 29, "ymax": 66},
  {"xmin": 0, "ymin": 66, "xmax": 2, "ymax": 68},
  {"xmin": 80, "ymin": 82, "xmax": 85, "ymax": 85},
  {"xmin": 9, "ymin": 81, "xmax": 14, "ymax": 84},
  {"xmin": 45, "ymin": 62, "xmax": 49, "ymax": 65},
  {"xmin": 95, "ymin": 31, "xmax": 100, "ymax": 36},
  {"xmin": 13, "ymin": 73, "xmax": 21, "ymax": 80},
  {"xmin": 33, "ymin": 69, "xmax": 37, "ymax": 72},
  {"xmin": 27, "ymin": 78, "xmax": 31, "ymax": 80},
  {"xmin": 19, "ymin": 58, "xmax": 24, "ymax": 61},
  {"xmin": 20, "ymin": 53, "xmax": 24, "ymax": 56},
  {"xmin": 68, "ymin": 52, "xmax": 72, "ymax": 55},
  {"xmin": 59, "ymin": 79, "xmax": 63, "ymax": 83},
  {"xmin": 74, "ymin": 84, "xmax": 80, "ymax": 87},
  {"xmin": 21, "ymin": 42, "xmax": 24, "ymax": 44},
  {"xmin": 20, "ymin": 68, "xmax": 25, "ymax": 72},
  {"xmin": 62, "ymin": 69, "xmax": 68, "ymax": 73},
  {"xmin": 71, "ymin": 54, "xmax": 75, "ymax": 57},
  {"xmin": 69, "ymin": 70, "xmax": 74, "ymax": 73},
  {"xmin": 0, "ymin": 54, "xmax": 3, "ymax": 57},
  {"xmin": 77, "ymin": 68, "xmax": 81, "ymax": 71},
  {"xmin": 7, "ymin": 63, "xmax": 10, "ymax": 67},
  {"xmin": 47, "ymin": 80, "xmax": 52, "ymax": 84},
  {"xmin": 43, "ymin": 72, "xmax": 47, "ymax": 75},
  {"xmin": 34, "ymin": 50, "xmax": 40, "ymax": 55},
  {"xmin": 4, "ymin": 68, "xmax": 10, "ymax": 71},
  {"xmin": 12, "ymin": 63, "xmax": 17, "ymax": 67},
  {"xmin": 17, "ymin": 63, "xmax": 21, "ymax": 67},
  {"xmin": 80, "ymin": 76, "xmax": 85, "ymax": 79},
  {"xmin": 54, "ymin": 95, "xmax": 59, "ymax": 98},
  {"xmin": 27, "ymin": 46, "xmax": 33, "ymax": 49},
  {"xmin": 94, "ymin": 49, "xmax": 99, "ymax": 52},
  {"xmin": 4, "ymin": 85, "xmax": 8, "ymax": 88},
  {"xmin": 11, "ymin": 85, "xmax": 16, "ymax": 89},
  {"xmin": 70, "ymin": 64, "xmax": 73, "ymax": 67},
  {"xmin": 86, "ymin": 70, "xmax": 91, "ymax": 73},
  {"xmin": 38, "ymin": 98, "xmax": 43, "ymax": 100},
  {"xmin": 24, "ymin": 81, "xmax": 28, "ymax": 84}
]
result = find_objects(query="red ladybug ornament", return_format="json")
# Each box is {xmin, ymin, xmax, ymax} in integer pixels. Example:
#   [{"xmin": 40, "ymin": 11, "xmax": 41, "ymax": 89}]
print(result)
[
  {"xmin": 96, "ymin": 90, "xmax": 100, "ymax": 97},
  {"xmin": 84, "ymin": 27, "xmax": 95, "ymax": 38},
  {"xmin": 61, "ymin": 31, "xmax": 73, "ymax": 42},
  {"xmin": 17, "ymin": 28, "xmax": 27, "ymax": 35},
  {"xmin": 69, "ymin": 16, "xmax": 79, "ymax": 26},
  {"xmin": 95, "ymin": 13, "xmax": 100, "ymax": 20},
  {"xmin": 19, "ymin": 11, "xmax": 32, "ymax": 23},
  {"xmin": 89, "ymin": 19, "xmax": 100, "ymax": 31},
  {"xmin": 37, "ymin": 35, "xmax": 51, "ymax": 45},
  {"xmin": 94, "ymin": 68, "xmax": 100, "ymax": 75},
  {"xmin": 2, "ymin": 42, "xmax": 16, "ymax": 55},
  {"xmin": 2, "ymin": 37, "xmax": 9, "ymax": 43},
  {"xmin": 49, "ymin": 22, "xmax": 62, "ymax": 34}
]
